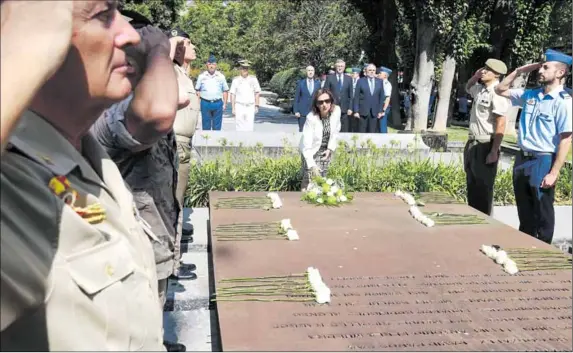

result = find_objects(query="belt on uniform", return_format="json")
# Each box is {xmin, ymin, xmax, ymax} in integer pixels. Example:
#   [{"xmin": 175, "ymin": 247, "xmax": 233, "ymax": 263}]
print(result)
[
  {"xmin": 200, "ymin": 98, "xmax": 222, "ymax": 103},
  {"xmin": 521, "ymin": 150, "xmax": 553, "ymax": 158},
  {"xmin": 175, "ymin": 135, "xmax": 191, "ymax": 144},
  {"xmin": 467, "ymin": 135, "xmax": 493, "ymax": 143}
]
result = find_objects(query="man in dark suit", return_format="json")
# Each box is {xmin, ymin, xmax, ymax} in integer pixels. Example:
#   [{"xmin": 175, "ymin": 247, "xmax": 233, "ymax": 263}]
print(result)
[
  {"xmin": 353, "ymin": 64, "xmax": 386, "ymax": 133},
  {"xmin": 293, "ymin": 65, "xmax": 320, "ymax": 132},
  {"xmin": 348, "ymin": 67, "xmax": 361, "ymax": 132},
  {"xmin": 324, "ymin": 59, "xmax": 353, "ymax": 132}
]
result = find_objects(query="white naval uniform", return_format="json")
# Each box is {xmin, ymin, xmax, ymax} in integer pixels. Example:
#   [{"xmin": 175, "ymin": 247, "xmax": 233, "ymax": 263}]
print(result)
[{"xmin": 230, "ymin": 75, "xmax": 261, "ymax": 131}]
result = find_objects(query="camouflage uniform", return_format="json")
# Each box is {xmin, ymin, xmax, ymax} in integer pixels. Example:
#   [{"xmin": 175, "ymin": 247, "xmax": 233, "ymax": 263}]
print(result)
[{"xmin": 91, "ymin": 95, "xmax": 179, "ymax": 289}]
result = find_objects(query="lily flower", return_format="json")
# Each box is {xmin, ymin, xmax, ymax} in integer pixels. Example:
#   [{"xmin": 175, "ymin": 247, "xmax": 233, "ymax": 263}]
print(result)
[
  {"xmin": 280, "ymin": 219, "xmax": 293, "ymax": 231},
  {"xmin": 286, "ymin": 229, "xmax": 299, "ymax": 241}
]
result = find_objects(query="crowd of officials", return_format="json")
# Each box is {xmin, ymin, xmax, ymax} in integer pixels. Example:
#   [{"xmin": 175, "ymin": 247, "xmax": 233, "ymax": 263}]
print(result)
[{"xmin": 0, "ymin": 1, "xmax": 571, "ymax": 352}]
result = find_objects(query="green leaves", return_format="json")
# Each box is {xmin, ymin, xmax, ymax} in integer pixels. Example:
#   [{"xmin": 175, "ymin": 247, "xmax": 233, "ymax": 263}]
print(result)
[{"xmin": 184, "ymin": 145, "xmax": 573, "ymax": 208}]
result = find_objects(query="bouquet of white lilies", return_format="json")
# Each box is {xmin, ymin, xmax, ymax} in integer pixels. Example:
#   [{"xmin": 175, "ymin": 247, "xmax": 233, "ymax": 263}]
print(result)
[
  {"xmin": 280, "ymin": 218, "xmax": 299, "ymax": 240},
  {"xmin": 302, "ymin": 176, "xmax": 352, "ymax": 206},
  {"xmin": 267, "ymin": 192, "xmax": 283, "ymax": 209}
]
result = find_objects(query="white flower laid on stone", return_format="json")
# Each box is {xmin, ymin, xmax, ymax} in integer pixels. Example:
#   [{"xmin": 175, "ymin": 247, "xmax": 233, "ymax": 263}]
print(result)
[
  {"xmin": 286, "ymin": 229, "xmax": 299, "ymax": 241},
  {"xmin": 302, "ymin": 176, "xmax": 353, "ymax": 206},
  {"xmin": 339, "ymin": 195, "xmax": 347, "ymax": 202},
  {"xmin": 479, "ymin": 245, "xmax": 519, "ymax": 275},
  {"xmin": 306, "ymin": 267, "xmax": 331, "ymax": 304},
  {"xmin": 280, "ymin": 219, "xmax": 299, "ymax": 241},
  {"xmin": 280, "ymin": 218, "xmax": 292, "ymax": 231},
  {"xmin": 408, "ymin": 206, "xmax": 435, "ymax": 227},
  {"xmin": 267, "ymin": 192, "xmax": 282, "ymax": 209},
  {"xmin": 394, "ymin": 190, "xmax": 417, "ymax": 206},
  {"xmin": 326, "ymin": 178, "xmax": 334, "ymax": 186}
]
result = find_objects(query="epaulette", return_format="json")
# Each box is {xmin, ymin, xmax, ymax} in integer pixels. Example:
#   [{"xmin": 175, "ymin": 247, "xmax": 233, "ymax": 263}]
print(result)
[{"xmin": 560, "ymin": 90, "xmax": 571, "ymax": 99}]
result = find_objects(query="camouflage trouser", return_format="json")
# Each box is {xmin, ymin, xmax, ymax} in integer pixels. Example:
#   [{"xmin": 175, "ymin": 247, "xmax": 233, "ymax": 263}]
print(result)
[{"xmin": 174, "ymin": 136, "xmax": 192, "ymax": 272}]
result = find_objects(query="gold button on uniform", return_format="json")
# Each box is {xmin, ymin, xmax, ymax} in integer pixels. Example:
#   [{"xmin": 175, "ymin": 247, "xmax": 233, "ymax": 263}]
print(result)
[{"xmin": 105, "ymin": 264, "xmax": 115, "ymax": 277}]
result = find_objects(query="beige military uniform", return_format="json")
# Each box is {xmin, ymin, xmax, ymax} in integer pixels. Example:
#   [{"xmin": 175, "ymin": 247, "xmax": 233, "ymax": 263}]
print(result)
[
  {"xmin": 173, "ymin": 64, "xmax": 199, "ymax": 207},
  {"xmin": 0, "ymin": 111, "xmax": 164, "ymax": 351},
  {"xmin": 468, "ymin": 81, "xmax": 510, "ymax": 142},
  {"xmin": 229, "ymin": 75, "xmax": 261, "ymax": 131}
]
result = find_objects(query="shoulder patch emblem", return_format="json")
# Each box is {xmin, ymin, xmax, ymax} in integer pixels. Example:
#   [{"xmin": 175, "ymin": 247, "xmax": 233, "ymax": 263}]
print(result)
[{"xmin": 526, "ymin": 98, "xmax": 536, "ymax": 105}]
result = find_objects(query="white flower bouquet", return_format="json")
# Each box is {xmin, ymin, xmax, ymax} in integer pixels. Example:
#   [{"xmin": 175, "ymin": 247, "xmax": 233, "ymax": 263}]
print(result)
[
  {"xmin": 480, "ymin": 245, "xmax": 572, "ymax": 274},
  {"xmin": 302, "ymin": 176, "xmax": 353, "ymax": 206},
  {"xmin": 213, "ymin": 267, "xmax": 331, "ymax": 304}
]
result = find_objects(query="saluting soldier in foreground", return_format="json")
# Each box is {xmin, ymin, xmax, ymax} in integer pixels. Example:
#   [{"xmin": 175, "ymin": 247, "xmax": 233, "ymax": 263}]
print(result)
[
  {"xmin": 1, "ymin": 1, "xmax": 165, "ymax": 350},
  {"xmin": 463, "ymin": 59, "xmax": 510, "ymax": 216},
  {"xmin": 496, "ymin": 49, "xmax": 572, "ymax": 244}
]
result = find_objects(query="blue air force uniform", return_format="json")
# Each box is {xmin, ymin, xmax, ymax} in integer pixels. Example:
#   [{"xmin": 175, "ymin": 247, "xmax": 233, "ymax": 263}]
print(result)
[
  {"xmin": 509, "ymin": 49, "xmax": 572, "ymax": 244},
  {"xmin": 195, "ymin": 54, "xmax": 229, "ymax": 130}
]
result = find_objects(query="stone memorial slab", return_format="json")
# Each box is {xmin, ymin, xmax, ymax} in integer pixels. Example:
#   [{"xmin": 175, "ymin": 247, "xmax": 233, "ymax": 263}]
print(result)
[{"xmin": 209, "ymin": 192, "xmax": 572, "ymax": 351}]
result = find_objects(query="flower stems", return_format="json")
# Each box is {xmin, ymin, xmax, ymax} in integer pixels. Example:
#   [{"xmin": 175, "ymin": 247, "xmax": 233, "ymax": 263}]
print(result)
[
  {"xmin": 213, "ymin": 222, "xmax": 286, "ymax": 241},
  {"xmin": 215, "ymin": 197, "xmax": 272, "ymax": 209},
  {"xmin": 213, "ymin": 272, "xmax": 316, "ymax": 303}
]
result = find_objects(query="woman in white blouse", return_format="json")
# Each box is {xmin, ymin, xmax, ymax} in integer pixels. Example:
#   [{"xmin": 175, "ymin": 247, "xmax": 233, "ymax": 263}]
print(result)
[{"xmin": 299, "ymin": 89, "xmax": 341, "ymax": 190}]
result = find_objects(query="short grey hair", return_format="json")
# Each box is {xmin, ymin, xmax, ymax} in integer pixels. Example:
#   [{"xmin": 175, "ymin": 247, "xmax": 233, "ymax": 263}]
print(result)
[
  {"xmin": 335, "ymin": 59, "xmax": 345, "ymax": 65},
  {"xmin": 306, "ymin": 65, "xmax": 315, "ymax": 71},
  {"xmin": 366, "ymin": 63, "xmax": 376, "ymax": 70}
]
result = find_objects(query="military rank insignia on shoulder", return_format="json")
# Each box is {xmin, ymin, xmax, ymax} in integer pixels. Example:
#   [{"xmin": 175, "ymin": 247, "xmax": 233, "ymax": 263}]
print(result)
[
  {"xmin": 526, "ymin": 98, "xmax": 536, "ymax": 105},
  {"xmin": 559, "ymin": 90, "xmax": 571, "ymax": 100}
]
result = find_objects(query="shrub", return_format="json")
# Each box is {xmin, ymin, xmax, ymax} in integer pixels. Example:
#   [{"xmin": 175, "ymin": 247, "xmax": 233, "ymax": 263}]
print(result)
[
  {"xmin": 184, "ymin": 143, "xmax": 572, "ymax": 208},
  {"xmin": 268, "ymin": 67, "xmax": 305, "ymax": 99}
]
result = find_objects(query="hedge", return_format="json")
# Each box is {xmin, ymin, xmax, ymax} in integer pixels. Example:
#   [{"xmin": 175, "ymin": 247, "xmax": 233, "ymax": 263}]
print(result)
[
  {"xmin": 184, "ymin": 143, "xmax": 572, "ymax": 208},
  {"xmin": 268, "ymin": 67, "xmax": 306, "ymax": 99}
]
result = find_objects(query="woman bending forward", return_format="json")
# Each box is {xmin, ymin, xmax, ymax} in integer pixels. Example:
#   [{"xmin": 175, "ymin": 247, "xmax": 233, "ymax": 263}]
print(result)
[{"xmin": 299, "ymin": 89, "xmax": 341, "ymax": 190}]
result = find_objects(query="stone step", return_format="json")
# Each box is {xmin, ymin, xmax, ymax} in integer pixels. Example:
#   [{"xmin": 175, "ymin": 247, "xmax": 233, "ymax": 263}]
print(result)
[{"xmin": 163, "ymin": 207, "xmax": 216, "ymax": 351}]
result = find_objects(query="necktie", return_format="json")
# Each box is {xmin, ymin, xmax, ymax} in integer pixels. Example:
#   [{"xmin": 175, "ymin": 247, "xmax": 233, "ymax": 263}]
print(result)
[
  {"xmin": 369, "ymin": 78, "xmax": 374, "ymax": 95},
  {"xmin": 308, "ymin": 79, "xmax": 313, "ymax": 94},
  {"xmin": 338, "ymin": 75, "xmax": 342, "ymax": 90}
]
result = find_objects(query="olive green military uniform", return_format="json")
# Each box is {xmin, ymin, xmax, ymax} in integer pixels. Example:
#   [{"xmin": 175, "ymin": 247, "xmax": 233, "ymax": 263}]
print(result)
[
  {"xmin": 0, "ymin": 111, "xmax": 164, "ymax": 351},
  {"xmin": 464, "ymin": 77, "xmax": 510, "ymax": 215}
]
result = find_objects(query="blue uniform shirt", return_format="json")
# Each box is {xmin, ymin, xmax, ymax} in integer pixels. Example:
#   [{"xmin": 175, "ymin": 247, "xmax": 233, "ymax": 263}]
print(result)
[
  {"xmin": 509, "ymin": 86, "xmax": 572, "ymax": 153},
  {"xmin": 195, "ymin": 71, "xmax": 229, "ymax": 101}
]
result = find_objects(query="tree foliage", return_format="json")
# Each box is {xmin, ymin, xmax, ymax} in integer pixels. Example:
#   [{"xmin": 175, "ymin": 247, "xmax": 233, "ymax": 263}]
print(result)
[
  {"xmin": 120, "ymin": 0, "xmax": 185, "ymax": 29},
  {"xmin": 178, "ymin": 0, "xmax": 368, "ymax": 85}
]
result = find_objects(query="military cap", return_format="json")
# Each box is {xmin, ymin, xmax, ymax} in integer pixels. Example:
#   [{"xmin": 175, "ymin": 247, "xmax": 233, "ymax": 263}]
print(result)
[
  {"xmin": 121, "ymin": 9, "xmax": 152, "ymax": 28},
  {"xmin": 352, "ymin": 68, "xmax": 361, "ymax": 73},
  {"xmin": 543, "ymin": 49, "xmax": 572, "ymax": 66},
  {"xmin": 168, "ymin": 27, "xmax": 190, "ymax": 39},
  {"xmin": 380, "ymin": 66, "xmax": 392, "ymax": 74},
  {"xmin": 207, "ymin": 54, "xmax": 217, "ymax": 63},
  {"xmin": 484, "ymin": 58, "xmax": 508, "ymax": 75},
  {"xmin": 238, "ymin": 59, "xmax": 252, "ymax": 68}
]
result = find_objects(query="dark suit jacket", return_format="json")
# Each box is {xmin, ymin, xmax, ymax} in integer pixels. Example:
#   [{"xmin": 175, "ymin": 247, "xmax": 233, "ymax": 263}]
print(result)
[
  {"xmin": 324, "ymin": 73, "xmax": 353, "ymax": 112},
  {"xmin": 353, "ymin": 77, "xmax": 385, "ymax": 116},
  {"xmin": 293, "ymin": 78, "xmax": 321, "ymax": 117}
]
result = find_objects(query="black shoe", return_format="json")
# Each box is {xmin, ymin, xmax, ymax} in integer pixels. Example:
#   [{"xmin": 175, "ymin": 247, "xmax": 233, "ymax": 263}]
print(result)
[
  {"xmin": 182, "ymin": 226, "xmax": 193, "ymax": 236},
  {"xmin": 164, "ymin": 341, "xmax": 186, "ymax": 352},
  {"xmin": 180, "ymin": 262, "xmax": 197, "ymax": 272},
  {"xmin": 170, "ymin": 267, "xmax": 197, "ymax": 280}
]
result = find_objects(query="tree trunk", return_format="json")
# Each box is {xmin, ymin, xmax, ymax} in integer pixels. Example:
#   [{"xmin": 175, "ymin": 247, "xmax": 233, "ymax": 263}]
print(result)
[
  {"xmin": 410, "ymin": 19, "xmax": 436, "ymax": 132},
  {"xmin": 432, "ymin": 55, "xmax": 456, "ymax": 131}
]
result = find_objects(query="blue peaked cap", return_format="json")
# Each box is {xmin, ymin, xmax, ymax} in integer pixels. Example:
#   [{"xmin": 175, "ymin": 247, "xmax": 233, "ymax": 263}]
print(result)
[
  {"xmin": 352, "ymin": 68, "xmax": 361, "ymax": 73},
  {"xmin": 544, "ymin": 49, "xmax": 572, "ymax": 66},
  {"xmin": 381, "ymin": 66, "xmax": 392, "ymax": 74},
  {"xmin": 207, "ymin": 54, "xmax": 217, "ymax": 63}
]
